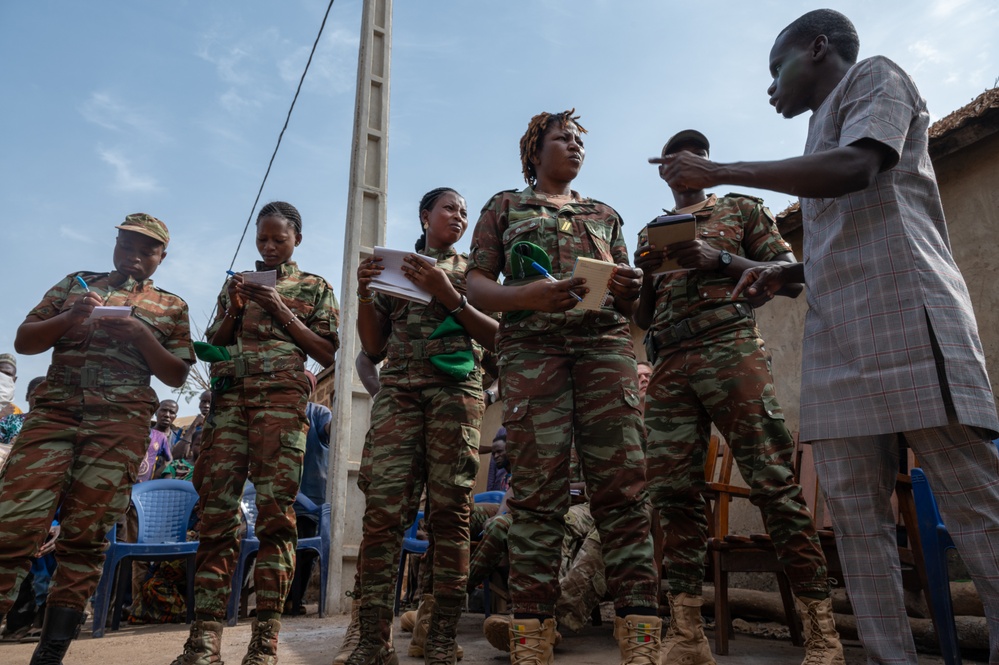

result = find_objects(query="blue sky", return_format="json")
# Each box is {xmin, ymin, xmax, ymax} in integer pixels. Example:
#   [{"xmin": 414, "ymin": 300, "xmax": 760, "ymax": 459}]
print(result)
[{"xmin": 1, "ymin": 1, "xmax": 995, "ymax": 416}]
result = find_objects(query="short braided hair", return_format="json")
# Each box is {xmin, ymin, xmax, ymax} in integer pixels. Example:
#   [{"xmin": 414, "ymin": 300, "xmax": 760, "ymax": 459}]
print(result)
[
  {"xmin": 778, "ymin": 9, "xmax": 860, "ymax": 64},
  {"xmin": 519, "ymin": 109, "xmax": 587, "ymax": 187},
  {"xmin": 257, "ymin": 201, "xmax": 302, "ymax": 234},
  {"xmin": 415, "ymin": 187, "xmax": 459, "ymax": 251}
]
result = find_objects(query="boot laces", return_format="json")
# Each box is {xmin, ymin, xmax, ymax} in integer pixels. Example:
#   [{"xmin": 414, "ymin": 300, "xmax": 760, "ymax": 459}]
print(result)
[
  {"xmin": 510, "ymin": 624, "xmax": 547, "ymax": 665},
  {"xmin": 622, "ymin": 622, "xmax": 660, "ymax": 663}
]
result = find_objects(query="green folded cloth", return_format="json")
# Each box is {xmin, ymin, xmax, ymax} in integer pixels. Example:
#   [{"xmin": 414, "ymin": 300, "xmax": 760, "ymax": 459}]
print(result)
[
  {"xmin": 193, "ymin": 342, "xmax": 232, "ymax": 391},
  {"xmin": 193, "ymin": 341, "xmax": 231, "ymax": 363},
  {"xmin": 507, "ymin": 241, "xmax": 553, "ymax": 323},
  {"xmin": 428, "ymin": 315, "xmax": 474, "ymax": 380}
]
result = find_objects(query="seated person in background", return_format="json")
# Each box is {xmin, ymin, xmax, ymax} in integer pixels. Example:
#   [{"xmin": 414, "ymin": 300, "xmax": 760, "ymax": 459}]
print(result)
[
  {"xmin": 139, "ymin": 399, "xmax": 177, "ymax": 482},
  {"xmin": 0, "ymin": 376, "xmax": 45, "ymax": 473},
  {"xmin": 486, "ymin": 427, "xmax": 510, "ymax": 492},
  {"xmin": 285, "ymin": 370, "xmax": 333, "ymax": 616}
]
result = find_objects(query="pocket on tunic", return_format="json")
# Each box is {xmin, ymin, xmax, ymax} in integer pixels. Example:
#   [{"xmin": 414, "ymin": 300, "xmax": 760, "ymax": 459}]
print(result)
[{"xmin": 584, "ymin": 220, "xmax": 615, "ymax": 263}]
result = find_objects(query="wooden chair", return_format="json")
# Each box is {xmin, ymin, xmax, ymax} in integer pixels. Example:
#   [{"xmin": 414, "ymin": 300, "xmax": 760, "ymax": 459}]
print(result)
[{"xmin": 703, "ymin": 435, "xmax": 804, "ymax": 655}]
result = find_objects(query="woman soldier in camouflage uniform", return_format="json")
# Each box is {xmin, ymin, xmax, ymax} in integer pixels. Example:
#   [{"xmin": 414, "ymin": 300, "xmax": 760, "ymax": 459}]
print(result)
[
  {"xmin": 465, "ymin": 110, "xmax": 661, "ymax": 665},
  {"xmin": 347, "ymin": 188, "xmax": 498, "ymax": 665},
  {"xmin": 171, "ymin": 201, "xmax": 339, "ymax": 665}
]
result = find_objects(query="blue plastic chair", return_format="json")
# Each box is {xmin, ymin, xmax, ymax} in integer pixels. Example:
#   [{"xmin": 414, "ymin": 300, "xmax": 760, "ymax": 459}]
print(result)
[
  {"xmin": 473, "ymin": 491, "xmax": 506, "ymax": 505},
  {"xmin": 291, "ymin": 492, "xmax": 331, "ymax": 618},
  {"xmin": 226, "ymin": 483, "xmax": 261, "ymax": 626},
  {"xmin": 911, "ymin": 467, "xmax": 962, "ymax": 665},
  {"xmin": 91, "ymin": 479, "xmax": 200, "ymax": 638},
  {"xmin": 394, "ymin": 510, "xmax": 428, "ymax": 615},
  {"xmin": 226, "ymin": 486, "xmax": 331, "ymax": 624}
]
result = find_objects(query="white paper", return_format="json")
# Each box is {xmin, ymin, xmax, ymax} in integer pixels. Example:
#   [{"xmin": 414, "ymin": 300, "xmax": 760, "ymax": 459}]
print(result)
[
  {"xmin": 571, "ymin": 257, "xmax": 615, "ymax": 311},
  {"xmin": 368, "ymin": 247, "xmax": 438, "ymax": 304},
  {"xmin": 86, "ymin": 306, "xmax": 133, "ymax": 323},
  {"xmin": 240, "ymin": 270, "xmax": 277, "ymax": 287}
]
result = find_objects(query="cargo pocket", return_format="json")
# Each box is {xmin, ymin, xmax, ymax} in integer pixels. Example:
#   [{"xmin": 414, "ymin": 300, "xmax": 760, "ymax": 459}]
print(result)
[{"xmin": 452, "ymin": 424, "xmax": 481, "ymax": 490}]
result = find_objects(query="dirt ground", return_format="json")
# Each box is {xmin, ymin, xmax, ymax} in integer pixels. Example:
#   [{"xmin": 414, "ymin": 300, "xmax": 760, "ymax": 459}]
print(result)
[{"xmin": 2, "ymin": 608, "xmax": 988, "ymax": 665}]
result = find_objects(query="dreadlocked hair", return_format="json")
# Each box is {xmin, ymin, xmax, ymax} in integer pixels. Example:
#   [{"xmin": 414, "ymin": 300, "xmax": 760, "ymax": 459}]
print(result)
[
  {"xmin": 257, "ymin": 201, "xmax": 303, "ymax": 234},
  {"xmin": 519, "ymin": 108, "xmax": 587, "ymax": 187},
  {"xmin": 415, "ymin": 187, "xmax": 459, "ymax": 251}
]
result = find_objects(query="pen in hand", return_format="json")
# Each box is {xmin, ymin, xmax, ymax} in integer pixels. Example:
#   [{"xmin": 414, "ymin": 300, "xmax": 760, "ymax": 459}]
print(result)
[
  {"xmin": 530, "ymin": 261, "xmax": 583, "ymax": 302},
  {"xmin": 75, "ymin": 275, "xmax": 106, "ymax": 304}
]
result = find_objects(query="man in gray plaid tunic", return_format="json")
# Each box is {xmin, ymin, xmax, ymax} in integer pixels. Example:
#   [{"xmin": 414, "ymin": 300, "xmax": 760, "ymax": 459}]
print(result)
[{"xmin": 656, "ymin": 9, "xmax": 999, "ymax": 665}]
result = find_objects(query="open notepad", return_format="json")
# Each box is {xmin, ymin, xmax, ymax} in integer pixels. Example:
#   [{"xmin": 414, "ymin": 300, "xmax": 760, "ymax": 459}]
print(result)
[
  {"xmin": 644, "ymin": 213, "xmax": 697, "ymax": 274},
  {"xmin": 571, "ymin": 257, "xmax": 616, "ymax": 311},
  {"xmin": 367, "ymin": 246, "xmax": 438, "ymax": 304},
  {"xmin": 85, "ymin": 306, "xmax": 133, "ymax": 324}
]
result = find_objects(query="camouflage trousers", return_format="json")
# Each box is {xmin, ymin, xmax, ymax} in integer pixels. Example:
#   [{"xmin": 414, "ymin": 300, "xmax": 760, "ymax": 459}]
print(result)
[
  {"xmin": 417, "ymin": 502, "xmax": 494, "ymax": 597},
  {"xmin": 501, "ymin": 345, "xmax": 657, "ymax": 616},
  {"xmin": 190, "ymin": 394, "xmax": 307, "ymax": 619},
  {"xmin": 0, "ymin": 400, "xmax": 149, "ymax": 613},
  {"xmin": 644, "ymin": 332, "xmax": 828, "ymax": 597},
  {"xmin": 467, "ymin": 505, "xmax": 606, "ymax": 630},
  {"xmin": 356, "ymin": 383, "xmax": 482, "ymax": 609}
]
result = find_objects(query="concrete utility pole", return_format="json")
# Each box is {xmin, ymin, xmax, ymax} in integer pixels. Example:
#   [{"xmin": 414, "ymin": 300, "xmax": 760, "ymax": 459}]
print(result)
[{"xmin": 326, "ymin": 0, "xmax": 393, "ymax": 614}]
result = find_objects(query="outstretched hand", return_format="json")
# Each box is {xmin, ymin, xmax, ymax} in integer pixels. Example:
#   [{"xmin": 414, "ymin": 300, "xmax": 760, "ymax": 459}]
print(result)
[
  {"xmin": 649, "ymin": 151, "xmax": 722, "ymax": 191},
  {"xmin": 732, "ymin": 264, "xmax": 789, "ymax": 301}
]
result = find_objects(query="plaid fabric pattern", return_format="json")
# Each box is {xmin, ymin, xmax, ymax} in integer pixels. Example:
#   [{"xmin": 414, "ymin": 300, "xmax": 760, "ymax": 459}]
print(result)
[
  {"xmin": 812, "ymin": 422, "xmax": 999, "ymax": 664},
  {"xmin": 799, "ymin": 56, "xmax": 998, "ymax": 441}
]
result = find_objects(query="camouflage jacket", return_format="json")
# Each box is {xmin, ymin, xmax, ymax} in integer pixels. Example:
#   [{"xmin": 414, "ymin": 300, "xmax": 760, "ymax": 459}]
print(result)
[
  {"xmin": 376, "ymin": 246, "xmax": 484, "ymax": 390},
  {"xmin": 644, "ymin": 194, "xmax": 791, "ymax": 334},
  {"xmin": 28, "ymin": 270, "xmax": 194, "ymax": 409},
  {"xmin": 468, "ymin": 187, "xmax": 633, "ymax": 348},
  {"xmin": 207, "ymin": 261, "xmax": 339, "ymax": 400}
]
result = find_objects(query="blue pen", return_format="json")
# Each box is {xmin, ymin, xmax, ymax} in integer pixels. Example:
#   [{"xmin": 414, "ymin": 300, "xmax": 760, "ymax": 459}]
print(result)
[
  {"xmin": 74, "ymin": 275, "xmax": 90, "ymax": 292},
  {"xmin": 226, "ymin": 270, "xmax": 237, "ymax": 276},
  {"xmin": 530, "ymin": 261, "xmax": 583, "ymax": 302}
]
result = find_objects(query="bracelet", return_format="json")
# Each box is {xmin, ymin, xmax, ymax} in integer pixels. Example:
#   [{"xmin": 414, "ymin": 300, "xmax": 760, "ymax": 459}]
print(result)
[
  {"xmin": 281, "ymin": 317, "xmax": 297, "ymax": 329},
  {"xmin": 449, "ymin": 294, "xmax": 468, "ymax": 316},
  {"xmin": 223, "ymin": 310, "xmax": 241, "ymax": 321},
  {"xmin": 357, "ymin": 292, "xmax": 374, "ymax": 304}
]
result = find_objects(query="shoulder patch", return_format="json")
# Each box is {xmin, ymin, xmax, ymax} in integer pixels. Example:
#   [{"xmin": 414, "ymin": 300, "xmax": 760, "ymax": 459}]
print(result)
[
  {"xmin": 152, "ymin": 285, "xmax": 187, "ymax": 301},
  {"xmin": 724, "ymin": 192, "xmax": 764, "ymax": 204}
]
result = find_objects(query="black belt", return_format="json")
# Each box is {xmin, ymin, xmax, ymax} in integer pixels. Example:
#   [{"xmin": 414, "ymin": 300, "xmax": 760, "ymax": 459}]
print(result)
[{"xmin": 650, "ymin": 302, "xmax": 754, "ymax": 355}]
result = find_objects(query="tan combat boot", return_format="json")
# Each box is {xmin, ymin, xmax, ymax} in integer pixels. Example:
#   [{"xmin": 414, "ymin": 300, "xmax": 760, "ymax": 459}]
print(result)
[
  {"xmin": 795, "ymin": 597, "xmax": 845, "ymax": 665},
  {"xmin": 241, "ymin": 618, "xmax": 280, "ymax": 665},
  {"xmin": 170, "ymin": 619, "xmax": 225, "ymax": 665},
  {"xmin": 483, "ymin": 615, "xmax": 562, "ymax": 653},
  {"xmin": 508, "ymin": 618, "xmax": 557, "ymax": 665},
  {"xmin": 409, "ymin": 595, "xmax": 463, "ymax": 660},
  {"xmin": 660, "ymin": 593, "xmax": 716, "ymax": 665},
  {"xmin": 333, "ymin": 599, "xmax": 363, "ymax": 665},
  {"xmin": 344, "ymin": 605, "xmax": 399, "ymax": 665},
  {"xmin": 613, "ymin": 615, "xmax": 661, "ymax": 665},
  {"xmin": 422, "ymin": 597, "xmax": 463, "ymax": 665}
]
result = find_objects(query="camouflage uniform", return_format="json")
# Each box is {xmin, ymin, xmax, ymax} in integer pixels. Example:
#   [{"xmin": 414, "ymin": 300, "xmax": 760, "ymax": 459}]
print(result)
[
  {"xmin": 191, "ymin": 260, "xmax": 339, "ymax": 618},
  {"xmin": 0, "ymin": 270, "xmax": 194, "ymax": 613},
  {"xmin": 467, "ymin": 187, "xmax": 658, "ymax": 617},
  {"xmin": 356, "ymin": 246, "xmax": 484, "ymax": 611},
  {"xmin": 642, "ymin": 194, "xmax": 828, "ymax": 598},
  {"xmin": 468, "ymin": 504, "xmax": 605, "ymax": 630}
]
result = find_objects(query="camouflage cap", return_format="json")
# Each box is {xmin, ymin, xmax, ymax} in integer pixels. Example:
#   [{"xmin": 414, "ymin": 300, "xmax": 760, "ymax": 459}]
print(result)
[
  {"xmin": 0, "ymin": 353, "xmax": 15, "ymax": 369},
  {"xmin": 662, "ymin": 129, "xmax": 710, "ymax": 156},
  {"xmin": 115, "ymin": 213, "xmax": 170, "ymax": 247}
]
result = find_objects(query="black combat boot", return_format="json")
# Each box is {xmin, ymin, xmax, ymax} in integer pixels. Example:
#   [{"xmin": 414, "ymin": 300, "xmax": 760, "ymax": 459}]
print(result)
[{"xmin": 29, "ymin": 605, "xmax": 84, "ymax": 665}]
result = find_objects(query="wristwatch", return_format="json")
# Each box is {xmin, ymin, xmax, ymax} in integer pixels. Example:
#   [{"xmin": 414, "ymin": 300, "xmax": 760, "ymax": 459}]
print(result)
[
  {"xmin": 717, "ymin": 250, "xmax": 733, "ymax": 271},
  {"xmin": 485, "ymin": 388, "xmax": 497, "ymax": 405}
]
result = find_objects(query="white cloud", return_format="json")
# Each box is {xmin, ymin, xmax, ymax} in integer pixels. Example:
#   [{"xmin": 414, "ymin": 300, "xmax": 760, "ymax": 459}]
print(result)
[
  {"xmin": 278, "ymin": 26, "xmax": 359, "ymax": 95},
  {"xmin": 98, "ymin": 148, "xmax": 161, "ymax": 193},
  {"xmin": 79, "ymin": 92, "xmax": 169, "ymax": 143},
  {"xmin": 59, "ymin": 225, "xmax": 98, "ymax": 244}
]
